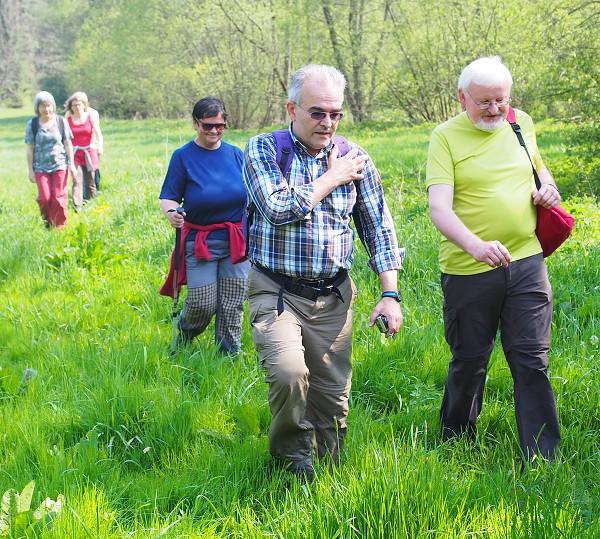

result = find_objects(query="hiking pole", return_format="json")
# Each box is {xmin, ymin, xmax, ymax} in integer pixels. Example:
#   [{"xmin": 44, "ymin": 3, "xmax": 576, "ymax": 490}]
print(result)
[{"xmin": 170, "ymin": 207, "xmax": 184, "ymax": 356}]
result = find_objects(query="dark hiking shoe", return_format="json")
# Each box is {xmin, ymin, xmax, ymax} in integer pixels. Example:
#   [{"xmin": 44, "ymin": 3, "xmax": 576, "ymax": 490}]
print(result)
[
  {"xmin": 269, "ymin": 456, "xmax": 314, "ymax": 484},
  {"xmin": 286, "ymin": 459, "xmax": 314, "ymax": 483}
]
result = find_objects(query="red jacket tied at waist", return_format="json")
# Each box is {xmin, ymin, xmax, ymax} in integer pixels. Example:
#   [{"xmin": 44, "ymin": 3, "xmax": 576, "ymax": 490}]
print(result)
[{"xmin": 159, "ymin": 220, "xmax": 247, "ymax": 298}]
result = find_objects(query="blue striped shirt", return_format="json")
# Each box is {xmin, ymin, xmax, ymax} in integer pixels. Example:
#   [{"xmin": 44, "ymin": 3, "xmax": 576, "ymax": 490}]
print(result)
[{"xmin": 243, "ymin": 127, "xmax": 404, "ymax": 279}]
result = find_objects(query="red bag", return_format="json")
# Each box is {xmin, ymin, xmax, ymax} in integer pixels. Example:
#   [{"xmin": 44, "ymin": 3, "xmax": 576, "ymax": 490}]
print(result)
[
  {"xmin": 506, "ymin": 107, "xmax": 575, "ymax": 257},
  {"xmin": 536, "ymin": 204, "xmax": 575, "ymax": 257}
]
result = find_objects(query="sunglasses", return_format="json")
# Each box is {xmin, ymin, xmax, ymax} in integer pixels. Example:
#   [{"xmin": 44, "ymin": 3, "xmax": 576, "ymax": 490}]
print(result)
[
  {"xmin": 295, "ymin": 103, "xmax": 344, "ymax": 122},
  {"xmin": 198, "ymin": 122, "xmax": 227, "ymax": 132}
]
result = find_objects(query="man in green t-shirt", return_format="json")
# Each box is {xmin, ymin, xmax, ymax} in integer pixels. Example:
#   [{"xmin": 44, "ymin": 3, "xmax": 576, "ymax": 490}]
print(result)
[{"xmin": 426, "ymin": 56, "xmax": 561, "ymax": 461}]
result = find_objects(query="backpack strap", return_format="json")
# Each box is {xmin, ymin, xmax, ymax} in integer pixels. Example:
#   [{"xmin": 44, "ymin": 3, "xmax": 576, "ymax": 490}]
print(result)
[
  {"xmin": 332, "ymin": 135, "xmax": 351, "ymax": 157},
  {"xmin": 273, "ymin": 129, "xmax": 294, "ymax": 177},
  {"xmin": 505, "ymin": 106, "xmax": 516, "ymax": 124},
  {"xmin": 31, "ymin": 115, "xmax": 66, "ymax": 141},
  {"xmin": 270, "ymin": 128, "xmax": 370, "ymax": 257},
  {"xmin": 31, "ymin": 116, "xmax": 39, "ymax": 139},
  {"xmin": 55, "ymin": 115, "xmax": 66, "ymax": 141}
]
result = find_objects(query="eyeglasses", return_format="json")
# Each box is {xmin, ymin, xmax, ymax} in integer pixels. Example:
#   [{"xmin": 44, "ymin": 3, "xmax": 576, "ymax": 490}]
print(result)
[
  {"xmin": 199, "ymin": 122, "xmax": 226, "ymax": 132},
  {"xmin": 465, "ymin": 89, "xmax": 511, "ymax": 110},
  {"xmin": 295, "ymin": 103, "xmax": 344, "ymax": 122}
]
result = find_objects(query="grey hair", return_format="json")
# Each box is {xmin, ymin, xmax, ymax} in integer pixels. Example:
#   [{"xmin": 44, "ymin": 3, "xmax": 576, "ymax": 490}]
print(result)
[
  {"xmin": 33, "ymin": 91, "xmax": 56, "ymax": 115},
  {"xmin": 288, "ymin": 64, "xmax": 347, "ymax": 104},
  {"xmin": 458, "ymin": 56, "xmax": 513, "ymax": 92}
]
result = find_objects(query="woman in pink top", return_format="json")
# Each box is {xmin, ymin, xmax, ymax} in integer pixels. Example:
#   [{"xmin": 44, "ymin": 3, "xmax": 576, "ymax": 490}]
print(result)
[{"xmin": 64, "ymin": 92, "xmax": 104, "ymax": 211}]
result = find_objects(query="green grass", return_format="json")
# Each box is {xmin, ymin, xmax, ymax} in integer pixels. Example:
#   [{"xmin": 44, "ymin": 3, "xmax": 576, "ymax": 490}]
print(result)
[{"xmin": 0, "ymin": 108, "xmax": 599, "ymax": 538}]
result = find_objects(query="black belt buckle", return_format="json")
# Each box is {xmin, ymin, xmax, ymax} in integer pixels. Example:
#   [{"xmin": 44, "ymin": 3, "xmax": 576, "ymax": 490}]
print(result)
[
  {"xmin": 286, "ymin": 281, "xmax": 320, "ymax": 301},
  {"xmin": 296, "ymin": 271, "xmax": 344, "ymax": 288},
  {"xmin": 295, "ymin": 277, "xmax": 325, "ymax": 288}
]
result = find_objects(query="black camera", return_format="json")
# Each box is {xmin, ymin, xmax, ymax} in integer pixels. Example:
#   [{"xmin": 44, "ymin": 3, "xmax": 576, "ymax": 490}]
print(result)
[{"xmin": 374, "ymin": 314, "xmax": 388, "ymax": 333}]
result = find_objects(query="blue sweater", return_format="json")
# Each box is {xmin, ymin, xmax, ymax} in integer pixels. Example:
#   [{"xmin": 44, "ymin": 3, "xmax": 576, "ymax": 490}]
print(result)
[{"xmin": 160, "ymin": 140, "xmax": 246, "ymax": 241}]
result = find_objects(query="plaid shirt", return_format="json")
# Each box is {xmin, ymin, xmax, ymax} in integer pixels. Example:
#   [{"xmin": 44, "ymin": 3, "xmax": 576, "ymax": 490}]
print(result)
[{"xmin": 243, "ymin": 127, "xmax": 404, "ymax": 279}]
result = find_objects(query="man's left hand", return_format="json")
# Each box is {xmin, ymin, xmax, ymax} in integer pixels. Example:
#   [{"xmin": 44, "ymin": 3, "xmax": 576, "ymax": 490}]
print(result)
[
  {"xmin": 369, "ymin": 298, "xmax": 403, "ymax": 339},
  {"xmin": 533, "ymin": 183, "xmax": 561, "ymax": 209}
]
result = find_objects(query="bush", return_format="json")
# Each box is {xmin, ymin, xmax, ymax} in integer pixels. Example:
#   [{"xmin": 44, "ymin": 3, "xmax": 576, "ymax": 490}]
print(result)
[{"xmin": 545, "ymin": 120, "xmax": 600, "ymax": 201}]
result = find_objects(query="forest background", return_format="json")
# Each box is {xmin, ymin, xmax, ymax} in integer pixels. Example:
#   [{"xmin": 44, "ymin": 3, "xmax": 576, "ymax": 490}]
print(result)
[
  {"xmin": 3, "ymin": 0, "xmax": 599, "ymax": 198},
  {"xmin": 1, "ymin": 0, "xmax": 599, "ymax": 124}
]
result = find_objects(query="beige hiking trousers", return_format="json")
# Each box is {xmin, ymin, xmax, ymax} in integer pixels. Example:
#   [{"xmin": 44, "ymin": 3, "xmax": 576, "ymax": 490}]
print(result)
[{"xmin": 248, "ymin": 266, "xmax": 357, "ymax": 466}]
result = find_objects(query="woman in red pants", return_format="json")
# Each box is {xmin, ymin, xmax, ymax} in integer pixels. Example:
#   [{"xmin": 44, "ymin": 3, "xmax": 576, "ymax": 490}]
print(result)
[{"xmin": 25, "ymin": 91, "xmax": 76, "ymax": 229}]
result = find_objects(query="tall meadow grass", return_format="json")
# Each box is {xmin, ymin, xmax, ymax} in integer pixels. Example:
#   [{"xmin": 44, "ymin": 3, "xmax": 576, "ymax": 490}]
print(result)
[{"xmin": 0, "ymin": 108, "xmax": 598, "ymax": 538}]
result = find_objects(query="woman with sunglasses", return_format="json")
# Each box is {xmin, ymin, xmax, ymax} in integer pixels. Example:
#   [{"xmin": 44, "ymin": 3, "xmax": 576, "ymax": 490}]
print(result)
[{"xmin": 159, "ymin": 96, "xmax": 250, "ymax": 355}]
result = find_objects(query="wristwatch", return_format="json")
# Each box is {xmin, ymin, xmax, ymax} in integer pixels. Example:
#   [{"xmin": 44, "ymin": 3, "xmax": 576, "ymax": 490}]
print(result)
[{"xmin": 382, "ymin": 291, "xmax": 402, "ymax": 302}]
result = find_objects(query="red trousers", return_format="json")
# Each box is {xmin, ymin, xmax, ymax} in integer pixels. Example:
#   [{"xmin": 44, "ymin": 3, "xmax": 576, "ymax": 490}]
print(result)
[{"xmin": 35, "ymin": 170, "xmax": 69, "ymax": 228}]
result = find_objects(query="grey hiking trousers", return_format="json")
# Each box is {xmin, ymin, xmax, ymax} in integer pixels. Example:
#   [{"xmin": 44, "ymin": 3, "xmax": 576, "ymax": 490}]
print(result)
[{"xmin": 179, "ymin": 236, "xmax": 249, "ymax": 354}]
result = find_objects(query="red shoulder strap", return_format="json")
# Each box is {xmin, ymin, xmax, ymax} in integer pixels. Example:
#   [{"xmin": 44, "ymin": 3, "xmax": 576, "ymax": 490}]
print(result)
[{"xmin": 505, "ymin": 106, "xmax": 516, "ymax": 124}]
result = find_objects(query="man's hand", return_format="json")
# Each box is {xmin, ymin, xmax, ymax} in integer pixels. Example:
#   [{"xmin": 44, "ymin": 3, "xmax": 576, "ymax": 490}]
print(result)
[
  {"xmin": 369, "ymin": 297, "xmax": 403, "ymax": 338},
  {"xmin": 468, "ymin": 239, "xmax": 512, "ymax": 268},
  {"xmin": 311, "ymin": 146, "xmax": 368, "ymax": 207},
  {"xmin": 326, "ymin": 145, "xmax": 368, "ymax": 187},
  {"xmin": 429, "ymin": 184, "xmax": 512, "ymax": 268},
  {"xmin": 533, "ymin": 183, "xmax": 561, "ymax": 209},
  {"xmin": 533, "ymin": 167, "xmax": 561, "ymax": 209}
]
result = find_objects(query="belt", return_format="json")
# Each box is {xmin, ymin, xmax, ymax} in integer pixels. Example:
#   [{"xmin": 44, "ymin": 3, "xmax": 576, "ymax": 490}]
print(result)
[{"xmin": 255, "ymin": 264, "xmax": 347, "ymax": 315}]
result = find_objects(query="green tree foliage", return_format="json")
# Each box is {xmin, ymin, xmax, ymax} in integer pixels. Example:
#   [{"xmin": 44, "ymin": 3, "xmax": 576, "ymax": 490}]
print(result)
[
  {"xmin": 0, "ymin": 0, "xmax": 42, "ymax": 106},
  {"xmin": 321, "ymin": 0, "xmax": 395, "ymax": 122},
  {"xmin": 2, "ymin": 0, "xmax": 598, "ymax": 125},
  {"xmin": 67, "ymin": 0, "xmax": 194, "ymax": 118},
  {"xmin": 199, "ymin": 0, "xmax": 298, "ymax": 126},
  {"xmin": 502, "ymin": 1, "xmax": 600, "ymax": 120}
]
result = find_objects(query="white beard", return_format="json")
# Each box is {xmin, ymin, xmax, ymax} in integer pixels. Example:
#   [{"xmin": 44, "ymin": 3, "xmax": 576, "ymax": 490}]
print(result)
[{"xmin": 474, "ymin": 114, "xmax": 505, "ymax": 132}]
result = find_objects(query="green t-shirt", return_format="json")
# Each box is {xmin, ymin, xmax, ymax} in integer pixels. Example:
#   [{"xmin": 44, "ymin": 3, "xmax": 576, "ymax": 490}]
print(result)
[{"xmin": 426, "ymin": 109, "xmax": 543, "ymax": 275}]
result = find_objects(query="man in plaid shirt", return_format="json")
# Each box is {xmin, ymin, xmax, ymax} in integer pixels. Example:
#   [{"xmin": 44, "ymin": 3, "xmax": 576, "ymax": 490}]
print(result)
[{"xmin": 243, "ymin": 64, "xmax": 404, "ymax": 482}]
